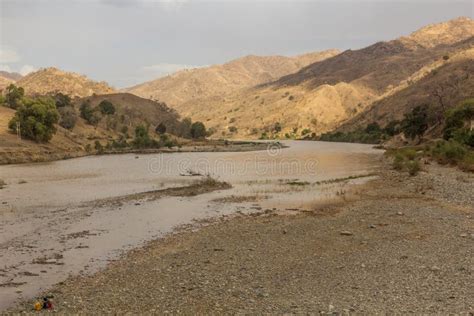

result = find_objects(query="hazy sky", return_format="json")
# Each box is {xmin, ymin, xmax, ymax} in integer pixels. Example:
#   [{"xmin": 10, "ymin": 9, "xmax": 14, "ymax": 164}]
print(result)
[{"xmin": 0, "ymin": 0, "xmax": 472, "ymax": 87}]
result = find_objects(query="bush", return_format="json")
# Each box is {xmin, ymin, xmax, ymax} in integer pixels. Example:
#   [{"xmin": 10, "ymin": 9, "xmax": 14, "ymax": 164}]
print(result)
[
  {"xmin": 80, "ymin": 101, "xmax": 100, "ymax": 125},
  {"xmin": 228, "ymin": 126, "xmax": 238, "ymax": 133},
  {"xmin": 58, "ymin": 106, "xmax": 77, "ymax": 130},
  {"xmin": 98, "ymin": 100, "xmax": 116, "ymax": 115},
  {"xmin": 94, "ymin": 140, "xmax": 104, "ymax": 154},
  {"xmin": 54, "ymin": 93, "xmax": 71, "ymax": 108},
  {"xmin": 407, "ymin": 160, "xmax": 421, "ymax": 176},
  {"xmin": 8, "ymin": 97, "xmax": 59, "ymax": 142},
  {"xmin": 190, "ymin": 121, "xmax": 206, "ymax": 139},
  {"xmin": 443, "ymin": 99, "xmax": 474, "ymax": 147},
  {"xmin": 4, "ymin": 84, "xmax": 24, "ymax": 109},
  {"xmin": 273, "ymin": 122, "xmax": 282, "ymax": 133},
  {"xmin": 155, "ymin": 122, "xmax": 167, "ymax": 134}
]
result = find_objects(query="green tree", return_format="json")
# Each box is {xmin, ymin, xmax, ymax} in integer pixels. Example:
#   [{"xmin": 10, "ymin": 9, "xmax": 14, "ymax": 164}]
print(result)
[
  {"xmin": 54, "ymin": 93, "xmax": 71, "ymax": 108},
  {"xmin": 80, "ymin": 101, "xmax": 100, "ymax": 125},
  {"xmin": 98, "ymin": 100, "xmax": 116, "ymax": 115},
  {"xmin": 401, "ymin": 105, "xmax": 429, "ymax": 140},
  {"xmin": 8, "ymin": 97, "xmax": 59, "ymax": 142},
  {"xmin": 443, "ymin": 99, "xmax": 474, "ymax": 146},
  {"xmin": 133, "ymin": 124, "xmax": 152, "ymax": 148},
  {"xmin": 190, "ymin": 121, "xmax": 207, "ymax": 139},
  {"xmin": 5, "ymin": 84, "xmax": 25, "ymax": 109},
  {"xmin": 58, "ymin": 106, "xmax": 77, "ymax": 130}
]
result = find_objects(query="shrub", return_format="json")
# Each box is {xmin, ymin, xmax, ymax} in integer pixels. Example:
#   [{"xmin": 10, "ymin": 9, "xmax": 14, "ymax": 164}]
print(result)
[
  {"xmin": 392, "ymin": 153, "xmax": 404, "ymax": 170},
  {"xmin": 301, "ymin": 128, "xmax": 311, "ymax": 136},
  {"xmin": 407, "ymin": 160, "xmax": 421, "ymax": 176},
  {"xmin": 94, "ymin": 140, "xmax": 104, "ymax": 154},
  {"xmin": 190, "ymin": 121, "xmax": 206, "ymax": 139},
  {"xmin": 80, "ymin": 101, "xmax": 100, "ymax": 125},
  {"xmin": 8, "ymin": 97, "xmax": 59, "ymax": 142},
  {"xmin": 54, "ymin": 93, "xmax": 71, "ymax": 108},
  {"xmin": 443, "ymin": 99, "xmax": 474, "ymax": 147},
  {"xmin": 155, "ymin": 122, "xmax": 167, "ymax": 134},
  {"xmin": 58, "ymin": 106, "xmax": 77, "ymax": 130},
  {"xmin": 98, "ymin": 100, "xmax": 116, "ymax": 115},
  {"xmin": 383, "ymin": 120, "xmax": 401, "ymax": 136},
  {"xmin": 228, "ymin": 126, "xmax": 238, "ymax": 133},
  {"xmin": 273, "ymin": 122, "xmax": 282, "ymax": 133}
]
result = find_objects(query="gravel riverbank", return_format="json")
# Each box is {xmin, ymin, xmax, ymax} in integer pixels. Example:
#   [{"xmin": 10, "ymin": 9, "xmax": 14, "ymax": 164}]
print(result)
[{"xmin": 8, "ymin": 160, "xmax": 474, "ymax": 314}]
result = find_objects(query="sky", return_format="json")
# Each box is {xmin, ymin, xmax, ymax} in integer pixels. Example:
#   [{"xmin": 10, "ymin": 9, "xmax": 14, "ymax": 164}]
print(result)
[{"xmin": 0, "ymin": 0, "xmax": 472, "ymax": 88}]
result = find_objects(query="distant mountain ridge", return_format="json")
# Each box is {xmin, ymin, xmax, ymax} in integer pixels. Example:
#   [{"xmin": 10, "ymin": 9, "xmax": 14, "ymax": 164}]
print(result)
[
  {"xmin": 125, "ymin": 49, "xmax": 340, "ymax": 107},
  {"xmin": 164, "ymin": 17, "xmax": 473, "ymax": 139}
]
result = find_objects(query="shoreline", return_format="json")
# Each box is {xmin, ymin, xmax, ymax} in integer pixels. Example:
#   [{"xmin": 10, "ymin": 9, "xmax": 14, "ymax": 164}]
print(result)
[
  {"xmin": 0, "ymin": 140, "xmax": 276, "ymax": 166},
  {"xmin": 6, "ymin": 158, "xmax": 473, "ymax": 313}
]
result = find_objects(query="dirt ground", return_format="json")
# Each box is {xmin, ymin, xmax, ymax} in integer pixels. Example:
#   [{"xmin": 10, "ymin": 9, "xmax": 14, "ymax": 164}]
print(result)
[{"xmin": 8, "ymin": 159, "xmax": 473, "ymax": 314}]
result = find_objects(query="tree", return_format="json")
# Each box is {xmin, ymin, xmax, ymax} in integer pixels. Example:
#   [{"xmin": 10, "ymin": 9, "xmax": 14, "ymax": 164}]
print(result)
[
  {"xmin": 54, "ymin": 93, "xmax": 71, "ymax": 108},
  {"xmin": 155, "ymin": 122, "xmax": 167, "ymax": 134},
  {"xmin": 5, "ymin": 84, "xmax": 25, "ymax": 109},
  {"xmin": 58, "ymin": 106, "xmax": 77, "ymax": 130},
  {"xmin": 98, "ymin": 100, "xmax": 116, "ymax": 115},
  {"xmin": 401, "ymin": 105, "xmax": 429, "ymax": 140},
  {"xmin": 365, "ymin": 122, "xmax": 381, "ymax": 134},
  {"xmin": 178, "ymin": 118, "xmax": 192, "ymax": 138},
  {"xmin": 133, "ymin": 124, "xmax": 152, "ymax": 148},
  {"xmin": 8, "ymin": 97, "xmax": 59, "ymax": 142},
  {"xmin": 190, "ymin": 121, "xmax": 206, "ymax": 139},
  {"xmin": 80, "ymin": 101, "xmax": 100, "ymax": 125}
]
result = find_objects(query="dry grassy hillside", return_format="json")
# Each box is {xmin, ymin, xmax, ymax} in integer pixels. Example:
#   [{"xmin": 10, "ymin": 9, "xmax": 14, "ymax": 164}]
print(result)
[
  {"xmin": 0, "ymin": 93, "xmax": 185, "ymax": 164},
  {"xmin": 17, "ymin": 67, "xmax": 115, "ymax": 97},
  {"xmin": 338, "ymin": 50, "xmax": 474, "ymax": 132},
  {"xmin": 77, "ymin": 93, "xmax": 184, "ymax": 135},
  {"xmin": 0, "ymin": 71, "xmax": 22, "ymax": 91},
  {"xmin": 126, "ymin": 50, "xmax": 340, "ymax": 107},
  {"xmin": 175, "ymin": 17, "xmax": 473, "ymax": 139}
]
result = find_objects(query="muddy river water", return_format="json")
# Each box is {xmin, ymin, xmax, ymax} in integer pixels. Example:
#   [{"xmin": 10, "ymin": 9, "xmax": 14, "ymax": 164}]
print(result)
[{"xmin": 0, "ymin": 141, "xmax": 382, "ymax": 309}]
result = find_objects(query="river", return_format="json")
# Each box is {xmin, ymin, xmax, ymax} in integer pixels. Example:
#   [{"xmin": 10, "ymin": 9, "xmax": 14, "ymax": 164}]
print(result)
[{"xmin": 0, "ymin": 141, "xmax": 382, "ymax": 309}]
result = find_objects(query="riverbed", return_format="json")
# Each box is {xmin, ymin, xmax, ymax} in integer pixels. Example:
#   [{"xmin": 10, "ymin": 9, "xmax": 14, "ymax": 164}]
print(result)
[{"xmin": 0, "ymin": 141, "xmax": 382, "ymax": 310}]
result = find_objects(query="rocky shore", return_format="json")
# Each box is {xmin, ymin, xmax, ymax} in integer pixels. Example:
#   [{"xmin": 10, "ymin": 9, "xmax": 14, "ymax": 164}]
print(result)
[{"xmin": 8, "ymin": 160, "xmax": 474, "ymax": 314}]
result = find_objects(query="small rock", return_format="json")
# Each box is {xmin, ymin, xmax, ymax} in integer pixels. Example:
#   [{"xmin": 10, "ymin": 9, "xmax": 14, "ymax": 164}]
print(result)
[
  {"xmin": 282, "ymin": 229, "xmax": 288, "ymax": 234},
  {"xmin": 459, "ymin": 233, "xmax": 467, "ymax": 238},
  {"xmin": 396, "ymin": 212, "xmax": 404, "ymax": 216},
  {"xmin": 430, "ymin": 266, "xmax": 441, "ymax": 272},
  {"xmin": 369, "ymin": 224, "xmax": 376, "ymax": 229},
  {"xmin": 340, "ymin": 231, "xmax": 353, "ymax": 236}
]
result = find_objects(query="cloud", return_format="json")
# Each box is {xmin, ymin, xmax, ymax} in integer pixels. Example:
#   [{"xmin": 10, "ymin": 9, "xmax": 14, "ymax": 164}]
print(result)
[
  {"xmin": 101, "ymin": 0, "xmax": 189, "ymax": 10},
  {"xmin": 19, "ymin": 65, "xmax": 37, "ymax": 75},
  {"xmin": 143, "ymin": 63, "xmax": 204, "ymax": 76},
  {"xmin": 0, "ymin": 48, "xmax": 20, "ymax": 63}
]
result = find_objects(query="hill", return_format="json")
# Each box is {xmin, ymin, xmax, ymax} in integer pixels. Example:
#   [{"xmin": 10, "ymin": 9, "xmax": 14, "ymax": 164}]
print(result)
[
  {"xmin": 0, "ymin": 71, "xmax": 23, "ymax": 91},
  {"xmin": 0, "ymin": 93, "xmax": 185, "ymax": 164},
  {"xmin": 170, "ymin": 17, "xmax": 473, "ymax": 139},
  {"xmin": 125, "ymin": 50, "xmax": 340, "ymax": 108},
  {"xmin": 338, "ymin": 47, "xmax": 474, "ymax": 134},
  {"xmin": 16, "ymin": 67, "xmax": 115, "ymax": 97}
]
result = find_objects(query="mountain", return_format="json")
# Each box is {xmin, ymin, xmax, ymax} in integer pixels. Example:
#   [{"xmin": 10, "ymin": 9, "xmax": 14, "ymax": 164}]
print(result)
[
  {"xmin": 338, "ymin": 46, "xmax": 474, "ymax": 133},
  {"xmin": 0, "ymin": 71, "xmax": 23, "ymax": 91},
  {"xmin": 164, "ymin": 17, "xmax": 473, "ymax": 139},
  {"xmin": 16, "ymin": 67, "xmax": 115, "ymax": 97},
  {"xmin": 125, "ymin": 50, "xmax": 340, "ymax": 107}
]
